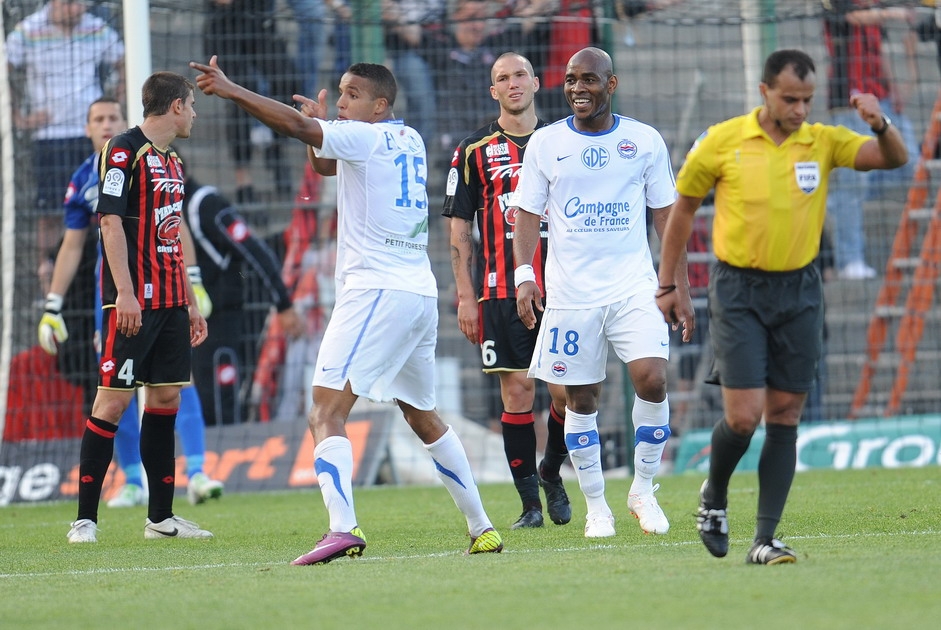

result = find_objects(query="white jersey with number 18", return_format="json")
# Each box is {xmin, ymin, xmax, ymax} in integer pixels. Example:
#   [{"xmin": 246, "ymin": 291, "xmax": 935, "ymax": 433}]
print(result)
[{"xmin": 513, "ymin": 115, "xmax": 676, "ymax": 309}]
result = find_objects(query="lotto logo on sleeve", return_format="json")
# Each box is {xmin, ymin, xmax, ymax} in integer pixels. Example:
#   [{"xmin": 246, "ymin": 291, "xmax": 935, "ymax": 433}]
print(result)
[
  {"xmin": 227, "ymin": 219, "xmax": 249, "ymax": 242},
  {"xmin": 108, "ymin": 147, "xmax": 130, "ymax": 167}
]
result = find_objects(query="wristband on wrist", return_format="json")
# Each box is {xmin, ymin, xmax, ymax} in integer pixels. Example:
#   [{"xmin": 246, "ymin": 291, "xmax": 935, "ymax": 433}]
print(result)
[
  {"xmin": 514, "ymin": 264, "xmax": 536, "ymax": 288},
  {"xmin": 187, "ymin": 265, "xmax": 203, "ymax": 285},
  {"xmin": 44, "ymin": 292, "xmax": 64, "ymax": 313},
  {"xmin": 655, "ymin": 284, "xmax": 677, "ymax": 298}
]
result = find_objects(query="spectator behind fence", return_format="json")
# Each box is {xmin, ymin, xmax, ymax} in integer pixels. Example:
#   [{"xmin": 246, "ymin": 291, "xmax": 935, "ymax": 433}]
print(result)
[
  {"xmin": 191, "ymin": 55, "xmax": 505, "ymax": 564},
  {"xmin": 657, "ymin": 49, "xmax": 908, "ymax": 565},
  {"xmin": 823, "ymin": 0, "xmax": 919, "ymax": 280},
  {"xmin": 432, "ymin": 1, "xmax": 498, "ymax": 157},
  {"xmin": 6, "ymin": 0, "xmax": 124, "ymax": 293},
  {"xmin": 513, "ymin": 47, "xmax": 689, "ymax": 539},
  {"xmin": 182, "ymin": 176, "xmax": 304, "ymax": 426},
  {"xmin": 203, "ymin": 0, "xmax": 300, "ymax": 202},
  {"xmin": 535, "ymin": 0, "xmax": 598, "ymax": 122},
  {"xmin": 916, "ymin": 3, "xmax": 941, "ymax": 87},
  {"xmin": 381, "ymin": 0, "xmax": 447, "ymax": 146},
  {"xmin": 285, "ymin": 0, "xmax": 328, "ymax": 98}
]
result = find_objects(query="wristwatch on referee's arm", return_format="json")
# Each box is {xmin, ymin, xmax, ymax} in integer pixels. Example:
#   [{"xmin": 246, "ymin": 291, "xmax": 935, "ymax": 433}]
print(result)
[{"xmin": 871, "ymin": 113, "xmax": 892, "ymax": 136}]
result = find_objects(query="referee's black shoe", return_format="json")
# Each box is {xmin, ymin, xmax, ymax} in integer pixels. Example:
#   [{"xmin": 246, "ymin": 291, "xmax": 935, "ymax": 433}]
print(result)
[{"xmin": 696, "ymin": 480, "xmax": 729, "ymax": 557}]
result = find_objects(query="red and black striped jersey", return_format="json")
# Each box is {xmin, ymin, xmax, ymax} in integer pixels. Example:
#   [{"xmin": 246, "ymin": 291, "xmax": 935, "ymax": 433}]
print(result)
[
  {"xmin": 442, "ymin": 120, "xmax": 549, "ymax": 301},
  {"xmin": 96, "ymin": 126, "xmax": 188, "ymax": 310},
  {"xmin": 823, "ymin": 1, "xmax": 890, "ymax": 110}
]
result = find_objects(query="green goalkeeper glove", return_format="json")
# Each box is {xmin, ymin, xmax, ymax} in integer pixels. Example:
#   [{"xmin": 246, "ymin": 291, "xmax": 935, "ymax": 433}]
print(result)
[
  {"xmin": 37, "ymin": 292, "xmax": 68, "ymax": 355},
  {"xmin": 188, "ymin": 265, "xmax": 213, "ymax": 318}
]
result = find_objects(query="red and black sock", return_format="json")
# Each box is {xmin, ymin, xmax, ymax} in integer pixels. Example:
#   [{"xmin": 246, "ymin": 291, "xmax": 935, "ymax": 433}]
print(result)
[
  {"xmin": 540, "ymin": 405, "xmax": 568, "ymax": 480},
  {"xmin": 140, "ymin": 407, "xmax": 178, "ymax": 523},
  {"xmin": 501, "ymin": 410, "xmax": 537, "ymax": 480},
  {"xmin": 76, "ymin": 416, "xmax": 117, "ymax": 522}
]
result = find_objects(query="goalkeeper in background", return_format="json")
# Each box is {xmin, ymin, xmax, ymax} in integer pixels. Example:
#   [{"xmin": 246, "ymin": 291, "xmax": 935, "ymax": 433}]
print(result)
[{"xmin": 38, "ymin": 97, "xmax": 223, "ymax": 512}]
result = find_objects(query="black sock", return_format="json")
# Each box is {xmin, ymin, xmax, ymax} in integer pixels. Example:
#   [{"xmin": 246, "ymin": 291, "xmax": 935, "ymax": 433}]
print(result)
[
  {"xmin": 501, "ymin": 411, "xmax": 537, "ymax": 481},
  {"xmin": 76, "ymin": 417, "xmax": 117, "ymax": 522},
  {"xmin": 755, "ymin": 423, "xmax": 798, "ymax": 541},
  {"xmin": 513, "ymin": 474, "xmax": 542, "ymax": 511},
  {"xmin": 704, "ymin": 418, "xmax": 753, "ymax": 508},
  {"xmin": 540, "ymin": 405, "xmax": 568, "ymax": 479},
  {"xmin": 140, "ymin": 408, "xmax": 178, "ymax": 523}
]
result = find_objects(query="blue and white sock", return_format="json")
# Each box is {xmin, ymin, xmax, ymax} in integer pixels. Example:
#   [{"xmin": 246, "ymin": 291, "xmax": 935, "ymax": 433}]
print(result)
[
  {"xmin": 114, "ymin": 396, "xmax": 143, "ymax": 489},
  {"xmin": 565, "ymin": 408, "xmax": 610, "ymax": 515},
  {"xmin": 632, "ymin": 394, "xmax": 671, "ymax": 492},
  {"xmin": 315, "ymin": 436, "xmax": 358, "ymax": 533},
  {"xmin": 177, "ymin": 385, "xmax": 206, "ymax": 478},
  {"xmin": 425, "ymin": 426, "xmax": 493, "ymax": 537}
]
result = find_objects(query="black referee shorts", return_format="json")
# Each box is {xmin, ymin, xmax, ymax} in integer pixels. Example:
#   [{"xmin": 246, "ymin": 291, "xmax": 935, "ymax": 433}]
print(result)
[{"xmin": 708, "ymin": 261, "xmax": 823, "ymax": 393}]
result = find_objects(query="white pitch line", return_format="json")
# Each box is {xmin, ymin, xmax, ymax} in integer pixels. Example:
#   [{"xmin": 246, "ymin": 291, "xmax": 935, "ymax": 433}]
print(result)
[{"xmin": 1, "ymin": 528, "xmax": 938, "ymax": 579}]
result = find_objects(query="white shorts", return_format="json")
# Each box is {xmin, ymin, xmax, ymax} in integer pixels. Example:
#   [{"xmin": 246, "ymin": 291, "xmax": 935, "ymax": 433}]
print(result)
[
  {"xmin": 313, "ymin": 288, "xmax": 438, "ymax": 410},
  {"xmin": 529, "ymin": 294, "xmax": 670, "ymax": 385}
]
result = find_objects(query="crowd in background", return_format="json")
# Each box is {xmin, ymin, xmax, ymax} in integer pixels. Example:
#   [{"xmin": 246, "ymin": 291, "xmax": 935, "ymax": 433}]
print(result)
[{"xmin": 5, "ymin": 0, "xmax": 941, "ymax": 437}]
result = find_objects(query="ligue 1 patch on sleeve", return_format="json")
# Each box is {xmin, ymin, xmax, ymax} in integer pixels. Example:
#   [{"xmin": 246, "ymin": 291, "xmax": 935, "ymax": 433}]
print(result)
[
  {"xmin": 102, "ymin": 168, "xmax": 125, "ymax": 196},
  {"xmin": 108, "ymin": 147, "xmax": 130, "ymax": 167},
  {"xmin": 446, "ymin": 168, "xmax": 459, "ymax": 196},
  {"xmin": 794, "ymin": 161, "xmax": 820, "ymax": 194}
]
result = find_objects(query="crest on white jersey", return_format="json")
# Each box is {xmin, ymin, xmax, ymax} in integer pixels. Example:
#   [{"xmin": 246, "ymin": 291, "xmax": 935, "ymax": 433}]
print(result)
[
  {"xmin": 794, "ymin": 162, "xmax": 819, "ymax": 194},
  {"xmin": 581, "ymin": 146, "xmax": 610, "ymax": 170}
]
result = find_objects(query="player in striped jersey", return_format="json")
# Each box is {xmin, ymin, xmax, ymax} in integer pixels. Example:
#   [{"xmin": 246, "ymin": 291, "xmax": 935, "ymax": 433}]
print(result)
[
  {"xmin": 443, "ymin": 52, "xmax": 570, "ymax": 530},
  {"xmin": 41, "ymin": 98, "xmax": 223, "ymax": 512},
  {"xmin": 68, "ymin": 72, "xmax": 212, "ymax": 544}
]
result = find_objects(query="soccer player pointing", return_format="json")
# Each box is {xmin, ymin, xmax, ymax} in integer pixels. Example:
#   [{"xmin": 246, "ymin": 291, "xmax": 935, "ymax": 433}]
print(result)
[{"xmin": 191, "ymin": 55, "xmax": 504, "ymax": 564}]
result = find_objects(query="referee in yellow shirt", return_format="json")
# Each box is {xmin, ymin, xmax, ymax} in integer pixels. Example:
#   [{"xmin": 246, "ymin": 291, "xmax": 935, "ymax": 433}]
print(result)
[{"xmin": 656, "ymin": 49, "xmax": 908, "ymax": 565}]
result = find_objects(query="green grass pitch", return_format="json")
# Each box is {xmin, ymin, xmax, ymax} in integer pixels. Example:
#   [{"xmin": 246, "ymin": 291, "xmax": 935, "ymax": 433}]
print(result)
[{"xmin": 1, "ymin": 467, "xmax": 939, "ymax": 629}]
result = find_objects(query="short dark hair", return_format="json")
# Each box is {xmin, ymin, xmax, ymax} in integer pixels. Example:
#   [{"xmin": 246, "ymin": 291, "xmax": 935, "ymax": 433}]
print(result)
[
  {"xmin": 762, "ymin": 49, "xmax": 815, "ymax": 87},
  {"xmin": 87, "ymin": 96, "xmax": 123, "ymax": 122},
  {"xmin": 491, "ymin": 52, "xmax": 535, "ymax": 83},
  {"xmin": 142, "ymin": 71, "xmax": 194, "ymax": 118},
  {"xmin": 346, "ymin": 63, "xmax": 397, "ymax": 108}
]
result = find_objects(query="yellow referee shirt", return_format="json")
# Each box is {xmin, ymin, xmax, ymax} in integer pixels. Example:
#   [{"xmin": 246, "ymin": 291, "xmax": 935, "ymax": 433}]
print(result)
[{"xmin": 676, "ymin": 107, "xmax": 869, "ymax": 271}]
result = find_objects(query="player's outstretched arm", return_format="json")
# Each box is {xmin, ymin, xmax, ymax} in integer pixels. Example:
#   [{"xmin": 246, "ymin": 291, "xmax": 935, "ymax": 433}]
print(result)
[{"xmin": 190, "ymin": 56, "xmax": 325, "ymax": 148}]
